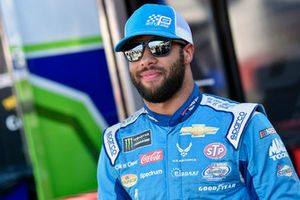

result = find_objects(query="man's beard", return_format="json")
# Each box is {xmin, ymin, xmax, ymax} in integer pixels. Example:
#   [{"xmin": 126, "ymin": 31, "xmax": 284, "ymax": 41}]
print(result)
[{"xmin": 130, "ymin": 49, "xmax": 185, "ymax": 103}]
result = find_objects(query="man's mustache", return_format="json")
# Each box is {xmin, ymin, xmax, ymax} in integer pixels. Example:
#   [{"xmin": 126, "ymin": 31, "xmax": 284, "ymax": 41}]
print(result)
[{"xmin": 137, "ymin": 66, "xmax": 166, "ymax": 77}]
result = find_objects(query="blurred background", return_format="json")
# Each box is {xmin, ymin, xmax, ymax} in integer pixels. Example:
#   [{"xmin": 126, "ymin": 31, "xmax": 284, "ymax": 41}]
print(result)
[{"xmin": 0, "ymin": 0, "xmax": 299, "ymax": 199}]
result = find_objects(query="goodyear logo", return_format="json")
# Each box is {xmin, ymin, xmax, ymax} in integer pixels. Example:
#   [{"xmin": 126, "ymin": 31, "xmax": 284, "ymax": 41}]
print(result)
[
  {"xmin": 199, "ymin": 183, "xmax": 236, "ymax": 192},
  {"xmin": 121, "ymin": 174, "xmax": 138, "ymax": 188},
  {"xmin": 180, "ymin": 124, "xmax": 218, "ymax": 137},
  {"xmin": 123, "ymin": 130, "xmax": 151, "ymax": 152}
]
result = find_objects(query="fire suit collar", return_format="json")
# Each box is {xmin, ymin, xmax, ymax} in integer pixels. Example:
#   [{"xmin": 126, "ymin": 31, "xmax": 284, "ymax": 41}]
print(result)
[{"xmin": 144, "ymin": 84, "xmax": 201, "ymax": 127}]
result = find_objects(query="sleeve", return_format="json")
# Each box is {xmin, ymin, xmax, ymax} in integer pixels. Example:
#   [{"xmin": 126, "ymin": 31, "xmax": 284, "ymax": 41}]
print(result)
[
  {"xmin": 97, "ymin": 147, "xmax": 131, "ymax": 200},
  {"xmin": 239, "ymin": 112, "xmax": 300, "ymax": 199}
]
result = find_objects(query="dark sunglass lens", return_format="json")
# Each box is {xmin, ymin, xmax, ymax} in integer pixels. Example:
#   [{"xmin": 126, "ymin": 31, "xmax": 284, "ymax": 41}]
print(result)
[
  {"xmin": 148, "ymin": 40, "xmax": 171, "ymax": 56},
  {"xmin": 124, "ymin": 44, "xmax": 143, "ymax": 62}
]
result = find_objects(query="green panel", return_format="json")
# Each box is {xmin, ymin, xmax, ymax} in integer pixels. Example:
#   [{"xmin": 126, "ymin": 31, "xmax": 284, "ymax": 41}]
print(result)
[
  {"xmin": 10, "ymin": 36, "xmax": 103, "ymax": 54},
  {"xmin": 20, "ymin": 82, "xmax": 103, "ymax": 200}
]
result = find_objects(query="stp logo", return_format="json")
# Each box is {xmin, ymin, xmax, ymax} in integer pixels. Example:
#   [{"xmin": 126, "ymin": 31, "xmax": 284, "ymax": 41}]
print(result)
[{"xmin": 204, "ymin": 143, "xmax": 226, "ymax": 159}]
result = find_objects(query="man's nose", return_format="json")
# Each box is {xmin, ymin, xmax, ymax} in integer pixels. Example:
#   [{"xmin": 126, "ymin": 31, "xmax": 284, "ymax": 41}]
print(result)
[{"xmin": 140, "ymin": 47, "xmax": 157, "ymax": 67}]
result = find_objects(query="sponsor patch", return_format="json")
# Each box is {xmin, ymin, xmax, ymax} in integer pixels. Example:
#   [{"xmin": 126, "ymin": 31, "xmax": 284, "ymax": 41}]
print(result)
[
  {"xmin": 204, "ymin": 143, "xmax": 226, "ymax": 159},
  {"xmin": 121, "ymin": 174, "xmax": 138, "ymax": 188},
  {"xmin": 176, "ymin": 143, "xmax": 192, "ymax": 157},
  {"xmin": 277, "ymin": 165, "xmax": 293, "ymax": 177},
  {"xmin": 171, "ymin": 168, "xmax": 199, "ymax": 177},
  {"xmin": 202, "ymin": 162, "xmax": 231, "ymax": 181},
  {"xmin": 259, "ymin": 127, "xmax": 276, "ymax": 139},
  {"xmin": 115, "ymin": 160, "xmax": 138, "ymax": 170},
  {"xmin": 140, "ymin": 150, "xmax": 163, "ymax": 165},
  {"xmin": 180, "ymin": 124, "xmax": 219, "ymax": 137},
  {"xmin": 200, "ymin": 95, "xmax": 236, "ymax": 110},
  {"xmin": 226, "ymin": 103, "xmax": 259, "ymax": 149},
  {"xmin": 198, "ymin": 183, "xmax": 237, "ymax": 192},
  {"xmin": 229, "ymin": 111, "xmax": 247, "ymax": 141},
  {"xmin": 104, "ymin": 129, "xmax": 120, "ymax": 165},
  {"xmin": 123, "ymin": 130, "xmax": 152, "ymax": 152},
  {"xmin": 269, "ymin": 138, "xmax": 288, "ymax": 161},
  {"xmin": 140, "ymin": 169, "xmax": 163, "ymax": 179},
  {"xmin": 106, "ymin": 131, "xmax": 118, "ymax": 156}
]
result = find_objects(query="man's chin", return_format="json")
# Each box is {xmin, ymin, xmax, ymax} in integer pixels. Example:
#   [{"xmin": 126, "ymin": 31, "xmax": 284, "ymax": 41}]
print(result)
[{"xmin": 140, "ymin": 81, "xmax": 162, "ymax": 91}]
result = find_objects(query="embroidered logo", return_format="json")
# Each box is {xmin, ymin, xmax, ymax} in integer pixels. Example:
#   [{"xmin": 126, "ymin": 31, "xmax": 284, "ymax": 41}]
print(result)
[
  {"xmin": 123, "ymin": 130, "xmax": 152, "ymax": 152},
  {"xmin": 171, "ymin": 168, "xmax": 199, "ymax": 177},
  {"xmin": 202, "ymin": 162, "xmax": 231, "ymax": 181},
  {"xmin": 121, "ymin": 174, "xmax": 138, "ymax": 188},
  {"xmin": 140, "ymin": 150, "xmax": 163, "ymax": 165},
  {"xmin": 176, "ymin": 143, "xmax": 192, "ymax": 157},
  {"xmin": 230, "ymin": 112, "xmax": 247, "ymax": 141},
  {"xmin": 204, "ymin": 143, "xmax": 226, "ymax": 159},
  {"xmin": 105, "ymin": 131, "xmax": 118, "ymax": 156},
  {"xmin": 146, "ymin": 14, "xmax": 172, "ymax": 28},
  {"xmin": 140, "ymin": 169, "xmax": 163, "ymax": 179},
  {"xmin": 277, "ymin": 165, "xmax": 293, "ymax": 177},
  {"xmin": 259, "ymin": 127, "xmax": 276, "ymax": 139},
  {"xmin": 180, "ymin": 124, "xmax": 219, "ymax": 137},
  {"xmin": 269, "ymin": 138, "xmax": 288, "ymax": 161}
]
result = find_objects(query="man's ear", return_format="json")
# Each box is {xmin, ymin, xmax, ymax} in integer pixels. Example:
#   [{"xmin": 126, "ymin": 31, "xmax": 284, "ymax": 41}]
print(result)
[{"xmin": 183, "ymin": 43, "xmax": 194, "ymax": 64}]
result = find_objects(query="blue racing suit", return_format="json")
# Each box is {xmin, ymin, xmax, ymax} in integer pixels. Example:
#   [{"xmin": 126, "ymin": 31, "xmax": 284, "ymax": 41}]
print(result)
[{"xmin": 97, "ymin": 84, "xmax": 300, "ymax": 199}]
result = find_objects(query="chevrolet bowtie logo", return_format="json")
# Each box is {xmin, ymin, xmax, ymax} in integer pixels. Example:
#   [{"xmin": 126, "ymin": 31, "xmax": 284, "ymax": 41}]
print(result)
[{"xmin": 180, "ymin": 124, "xmax": 219, "ymax": 137}]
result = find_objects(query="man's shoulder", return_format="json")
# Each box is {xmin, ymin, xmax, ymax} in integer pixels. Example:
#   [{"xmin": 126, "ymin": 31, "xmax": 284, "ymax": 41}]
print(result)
[
  {"xmin": 105, "ymin": 107, "xmax": 147, "ymax": 135},
  {"xmin": 120, "ymin": 107, "xmax": 147, "ymax": 129},
  {"xmin": 200, "ymin": 93, "xmax": 266, "ymax": 149},
  {"xmin": 102, "ymin": 108, "xmax": 147, "ymax": 165}
]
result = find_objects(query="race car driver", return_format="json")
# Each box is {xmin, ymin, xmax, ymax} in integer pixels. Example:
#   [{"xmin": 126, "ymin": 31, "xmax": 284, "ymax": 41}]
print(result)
[{"xmin": 97, "ymin": 3, "xmax": 300, "ymax": 200}]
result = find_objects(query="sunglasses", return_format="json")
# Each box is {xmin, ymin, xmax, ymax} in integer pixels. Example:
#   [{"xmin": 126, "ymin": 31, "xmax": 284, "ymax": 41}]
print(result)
[{"xmin": 123, "ymin": 38, "xmax": 187, "ymax": 62}]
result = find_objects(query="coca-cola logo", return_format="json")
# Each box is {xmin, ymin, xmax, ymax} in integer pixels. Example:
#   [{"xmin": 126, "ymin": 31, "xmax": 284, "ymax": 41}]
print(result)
[{"xmin": 140, "ymin": 150, "xmax": 163, "ymax": 165}]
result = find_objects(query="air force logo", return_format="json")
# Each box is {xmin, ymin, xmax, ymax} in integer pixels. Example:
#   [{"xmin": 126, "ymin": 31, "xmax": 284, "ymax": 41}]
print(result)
[{"xmin": 176, "ymin": 143, "xmax": 192, "ymax": 157}]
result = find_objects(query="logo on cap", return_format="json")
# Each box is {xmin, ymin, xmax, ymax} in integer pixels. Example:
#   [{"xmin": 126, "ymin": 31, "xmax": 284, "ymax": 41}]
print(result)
[{"xmin": 146, "ymin": 14, "xmax": 172, "ymax": 28}]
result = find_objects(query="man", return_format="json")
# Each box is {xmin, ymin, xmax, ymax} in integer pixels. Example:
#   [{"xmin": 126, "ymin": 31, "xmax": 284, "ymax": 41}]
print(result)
[{"xmin": 97, "ymin": 3, "xmax": 300, "ymax": 200}]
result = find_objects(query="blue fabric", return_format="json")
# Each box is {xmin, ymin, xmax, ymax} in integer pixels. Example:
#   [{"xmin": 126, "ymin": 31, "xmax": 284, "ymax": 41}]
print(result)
[{"xmin": 97, "ymin": 84, "xmax": 300, "ymax": 199}]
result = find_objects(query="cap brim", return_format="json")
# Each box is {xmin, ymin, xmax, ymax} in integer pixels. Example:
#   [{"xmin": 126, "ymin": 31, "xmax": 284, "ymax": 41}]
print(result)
[{"xmin": 114, "ymin": 31, "xmax": 181, "ymax": 52}]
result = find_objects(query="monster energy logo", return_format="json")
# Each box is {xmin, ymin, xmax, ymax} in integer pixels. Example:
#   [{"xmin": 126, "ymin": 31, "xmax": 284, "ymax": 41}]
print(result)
[
  {"xmin": 123, "ymin": 130, "xmax": 152, "ymax": 152},
  {"xmin": 124, "ymin": 138, "xmax": 134, "ymax": 152}
]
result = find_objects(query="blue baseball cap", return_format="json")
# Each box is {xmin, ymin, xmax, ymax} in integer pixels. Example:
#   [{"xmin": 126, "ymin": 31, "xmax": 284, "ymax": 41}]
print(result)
[{"xmin": 114, "ymin": 4, "xmax": 193, "ymax": 52}]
